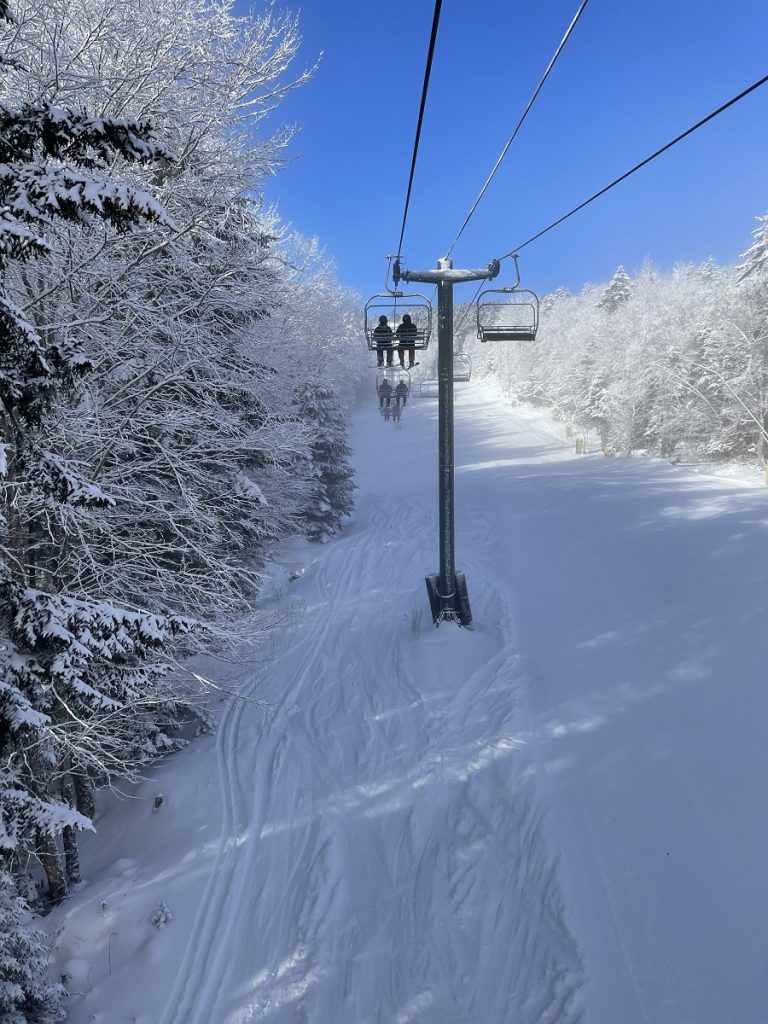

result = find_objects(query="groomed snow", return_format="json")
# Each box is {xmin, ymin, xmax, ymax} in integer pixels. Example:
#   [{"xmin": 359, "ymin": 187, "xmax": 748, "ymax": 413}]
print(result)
[{"xmin": 51, "ymin": 381, "xmax": 768, "ymax": 1023}]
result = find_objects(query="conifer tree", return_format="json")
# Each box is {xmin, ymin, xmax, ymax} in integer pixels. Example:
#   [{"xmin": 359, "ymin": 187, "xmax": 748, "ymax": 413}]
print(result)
[
  {"xmin": 3, "ymin": 0, "xmax": 324, "ymax": 634},
  {"xmin": 598, "ymin": 265, "xmax": 632, "ymax": 312},
  {"xmin": 0, "ymin": 870, "xmax": 65, "ymax": 1023},
  {"xmin": 293, "ymin": 382, "xmax": 355, "ymax": 541},
  {"xmin": 0, "ymin": 0, "xmax": 183, "ymax": 906},
  {"xmin": 737, "ymin": 213, "xmax": 768, "ymax": 459},
  {"xmin": 738, "ymin": 213, "xmax": 768, "ymax": 284}
]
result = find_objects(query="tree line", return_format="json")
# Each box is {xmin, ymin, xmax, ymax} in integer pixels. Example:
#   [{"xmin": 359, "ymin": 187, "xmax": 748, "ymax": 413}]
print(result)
[
  {"xmin": 458, "ymin": 218, "xmax": 768, "ymax": 464},
  {"xmin": 0, "ymin": 2, "xmax": 360, "ymax": 1018}
]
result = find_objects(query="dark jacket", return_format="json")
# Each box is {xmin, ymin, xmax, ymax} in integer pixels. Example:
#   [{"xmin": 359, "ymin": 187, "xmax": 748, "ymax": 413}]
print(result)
[
  {"xmin": 373, "ymin": 324, "xmax": 394, "ymax": 346},
  {"xmin": 396, "ymin": 320, "xmax": 418, "ymax": 346}
]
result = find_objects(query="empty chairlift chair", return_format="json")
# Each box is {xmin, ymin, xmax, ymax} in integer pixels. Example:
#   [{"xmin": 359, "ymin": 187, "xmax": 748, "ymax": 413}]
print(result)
[
  {"xmin": 476, "ymin": 287, "xmax": 539, "ymax": 342},
  {"xmin": 453, "ymin": 353, "xmax": 472, "ymax": 383},
  {"xmin": 476, "ymin": 256, "xmax": 539, "ymax": 343}
]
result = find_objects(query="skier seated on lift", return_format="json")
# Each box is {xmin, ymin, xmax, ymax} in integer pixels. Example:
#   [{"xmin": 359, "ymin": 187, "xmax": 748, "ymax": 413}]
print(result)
[
  {"xmin": 396, "ymin": 313, "xmax": 418, "ymax": 368},
  {"xmin": 378, "ymin": 378, "xmax": 393, "ymax": 408},
  {"xmin": 395, "ymin": 380, "xmax": 408, "ymax": 407},
  {"xmin": 392, "ymin": 400, "xmax": 402, "ymax": 422},
  {"xmin": 373, "ymin": 315, "xmax": 394, "ymax": 367}
]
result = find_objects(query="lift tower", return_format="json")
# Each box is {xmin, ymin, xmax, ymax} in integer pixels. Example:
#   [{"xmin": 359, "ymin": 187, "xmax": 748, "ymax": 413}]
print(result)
[{"xmin": 395, "ymin": 256, "xmax": 499, "ymax": 627}]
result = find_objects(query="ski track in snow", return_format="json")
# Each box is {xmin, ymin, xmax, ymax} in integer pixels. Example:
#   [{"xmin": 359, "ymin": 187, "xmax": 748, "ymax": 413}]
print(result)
[
  {"xmin": 157, "ymin": 398, "xmax": 583, "ymax": 1023},
  {"xmin": 160, "ymin": 534, "xmax": 362, "ymax": 1024}
]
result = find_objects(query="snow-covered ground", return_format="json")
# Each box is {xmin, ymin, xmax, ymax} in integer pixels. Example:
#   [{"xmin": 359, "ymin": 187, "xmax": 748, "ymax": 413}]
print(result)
[{"xmin": 50, "ymin": 381, "xmax": 768, "ymax": 1023}]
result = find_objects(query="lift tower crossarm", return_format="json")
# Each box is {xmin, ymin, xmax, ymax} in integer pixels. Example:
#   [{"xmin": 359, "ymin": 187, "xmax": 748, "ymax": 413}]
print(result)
[
  {"xmin": 394, "ymin": 256, "xmax": 499, "ymax": 627},
  {"xmin": 396, "ymin": 259, "xmax": 499, "ymax": 286}
]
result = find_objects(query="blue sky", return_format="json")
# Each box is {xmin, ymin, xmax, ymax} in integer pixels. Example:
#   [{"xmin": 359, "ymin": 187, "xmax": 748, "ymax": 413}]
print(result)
[{"xmin": 234, "ymin": 0, "xmax": 768, "ymax": 300}]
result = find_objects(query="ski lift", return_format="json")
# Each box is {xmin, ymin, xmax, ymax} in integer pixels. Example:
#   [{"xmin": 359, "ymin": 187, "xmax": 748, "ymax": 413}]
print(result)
[
  {"xmin": 419, "ymin": 379, "xmax": 439, "ymax": 399},
  {"xmin": 453, "ymin": 353, "xmax": 472, "ymax": 383},
  {"xmin": 376, "ymin": 366, "xmax": 410, "ymax": 397},
  {"xmin": 364, "ymin": 292, "xmax": 432, "ymax": 352},
  {"xmin": 476, "ymin": 255, "xmax": 539, "ymax": 342},
  {"xmin": 376, "ymin": 366, "xmax": 410, "ymax": 416}
]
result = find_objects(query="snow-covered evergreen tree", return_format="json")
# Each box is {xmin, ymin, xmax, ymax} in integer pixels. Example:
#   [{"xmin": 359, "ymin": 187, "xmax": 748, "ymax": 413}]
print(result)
[
  {"xmin": 738, "ymin": 213, "xmax": 768, "ymax": 284},
  {"xmin": 598, "ymin": 265, "xmax": 632, "ymax": 312},
  {"xmin": 466, "ymin": 242, "xmax": 768, "ymax": 464},
  {"xmin": 0, "ymin": 871, "xmax": 65, "ymax": 1023},
  {"xmin": 0, "ymin": 0, "xmax": 184, "ymax": 904},
  {"xmin": 1, "ymin": 0, "xmax": 328, "ymax": 637},
  {"xmin": 0, "ymin": 0, "xmax": 361, "ymax": 943},
  {"xmin": 294, "ymin": 382, "xmax": 355, "ymax": 540}
]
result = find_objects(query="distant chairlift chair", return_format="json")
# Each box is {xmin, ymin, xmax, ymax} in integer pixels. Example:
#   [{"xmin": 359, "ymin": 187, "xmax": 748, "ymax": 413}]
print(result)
[
  {"xmin": 376, "ymin": 366, "xmax": 411, "ymax": 396},
  {"xmin": 453, "ymin": 353, "xmax": 472, "ymax": 383},
  {"xmin": 376, "ymin": 366, "xmax": 410, "ymax": 415}
]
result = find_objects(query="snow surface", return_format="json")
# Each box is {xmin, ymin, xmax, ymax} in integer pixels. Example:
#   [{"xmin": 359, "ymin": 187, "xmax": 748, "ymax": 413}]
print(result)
[{"xmin": 50, "ymin": 381, "xmax": 768, "ymax": 1023}]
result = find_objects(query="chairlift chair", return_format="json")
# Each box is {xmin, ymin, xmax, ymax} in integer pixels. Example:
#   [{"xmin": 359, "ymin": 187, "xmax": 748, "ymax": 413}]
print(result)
[
  {"xmin": 476, "ymin": 287, "xmax": 539, "ymax": 342},
  {"xmin": 476, "ymin": 254, "xmax": 539, "ymax": 343},
  {"xmin": 364, "ymin": 292, "xmax": 433, "ymax": 352},
  {"xmin": 376, "ymin": 366, "xmax": 410, "ymax": 396},
  {"xmin": 453, "ymin": 353, "xmax": 472, "ymax": 383},
  {"xmin": 377, "ymin": 367, "xmax": 410, "ymax": 417},
  {"xmin": 419, "ymin": 379, "xmax": 439, "ymax": 399}
]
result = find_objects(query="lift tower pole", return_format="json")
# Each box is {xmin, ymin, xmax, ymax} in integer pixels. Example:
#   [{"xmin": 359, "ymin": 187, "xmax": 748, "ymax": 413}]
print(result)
[{"xmin": 395, "ymin": 257, "xmax": 499, "ymax": 627}]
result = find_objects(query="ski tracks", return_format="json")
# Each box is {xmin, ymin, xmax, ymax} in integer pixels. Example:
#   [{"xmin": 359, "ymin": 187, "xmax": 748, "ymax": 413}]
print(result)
[
  {"xmin": 158, "ymin": 523, "xmax": 366, "ymax": 1024},
  {"xmin": 159, "ymin": 489, "xmax": 582, "ymax": 1023},
  {"xmin": 157, "ymin": 650, "xmax": 255, "ymax": 1024}
]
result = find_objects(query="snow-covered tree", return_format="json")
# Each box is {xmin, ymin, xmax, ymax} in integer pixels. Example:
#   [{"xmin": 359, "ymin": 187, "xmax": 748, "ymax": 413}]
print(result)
[
  {"xmin": 471, "ymin": 240, "xmax": 768, "ymax": 466},
  {"xmin": 738, "ymin": 213, "xmax": 768, "ymax": 284},
  {"xmin": 0, "ymin": 0, "xmax": 361, "ymax": 929},
  {"xmin": 734, "ymin": 214, "xmax": 768, "ymax": 461},
  {"xmin": 294, "ymin": 382, "xmax": 355, "ymax": 540},
  {"xmin": 0, "ymin": 871, "xmax": 65, "ymax": 1023},
  {"xmin": 1, "ymin": 0, "xmax": 335, "ymax": 634},
  {"xmin": 598, "ymin": 265, "xmax": 632, "ymax": 312},
  {"xmin": 0, "ymin": 1, "xmax": 187, "ymax": 903}
]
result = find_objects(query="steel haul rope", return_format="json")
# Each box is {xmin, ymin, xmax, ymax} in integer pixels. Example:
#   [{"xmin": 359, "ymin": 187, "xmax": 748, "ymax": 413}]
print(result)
[{"xmin": 396, "ymin": 0, "xmax": 443, "ymax": 260}]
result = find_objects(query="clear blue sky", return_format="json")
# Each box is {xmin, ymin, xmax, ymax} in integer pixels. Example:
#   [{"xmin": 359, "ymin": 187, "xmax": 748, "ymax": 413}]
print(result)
[{"xmin": 234, "ymin": 0, "xmax": 768, "ymax": 299}]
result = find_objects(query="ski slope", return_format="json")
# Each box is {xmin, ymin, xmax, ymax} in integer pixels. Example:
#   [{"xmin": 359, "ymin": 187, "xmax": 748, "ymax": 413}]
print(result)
[{"xmin": 53, "ymin": 381, "xmax": 768, "ymax": 1023}]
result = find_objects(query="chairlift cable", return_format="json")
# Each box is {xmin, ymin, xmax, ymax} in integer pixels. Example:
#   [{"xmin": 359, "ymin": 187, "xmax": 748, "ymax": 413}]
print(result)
[
  {"xmin": 444, "ymin": 0, "xmax": 591, "ymax": 260},
  {"xmin": 396, "ymin": 0, "xmax": 443, "ymax": 260},
  {"xmin": 453, "ymin": 73, "xmax": 768, "ymax": 342},
  {"xmin": 501, "ymin": 70, "xmax": 768, "ymax": 258}
]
